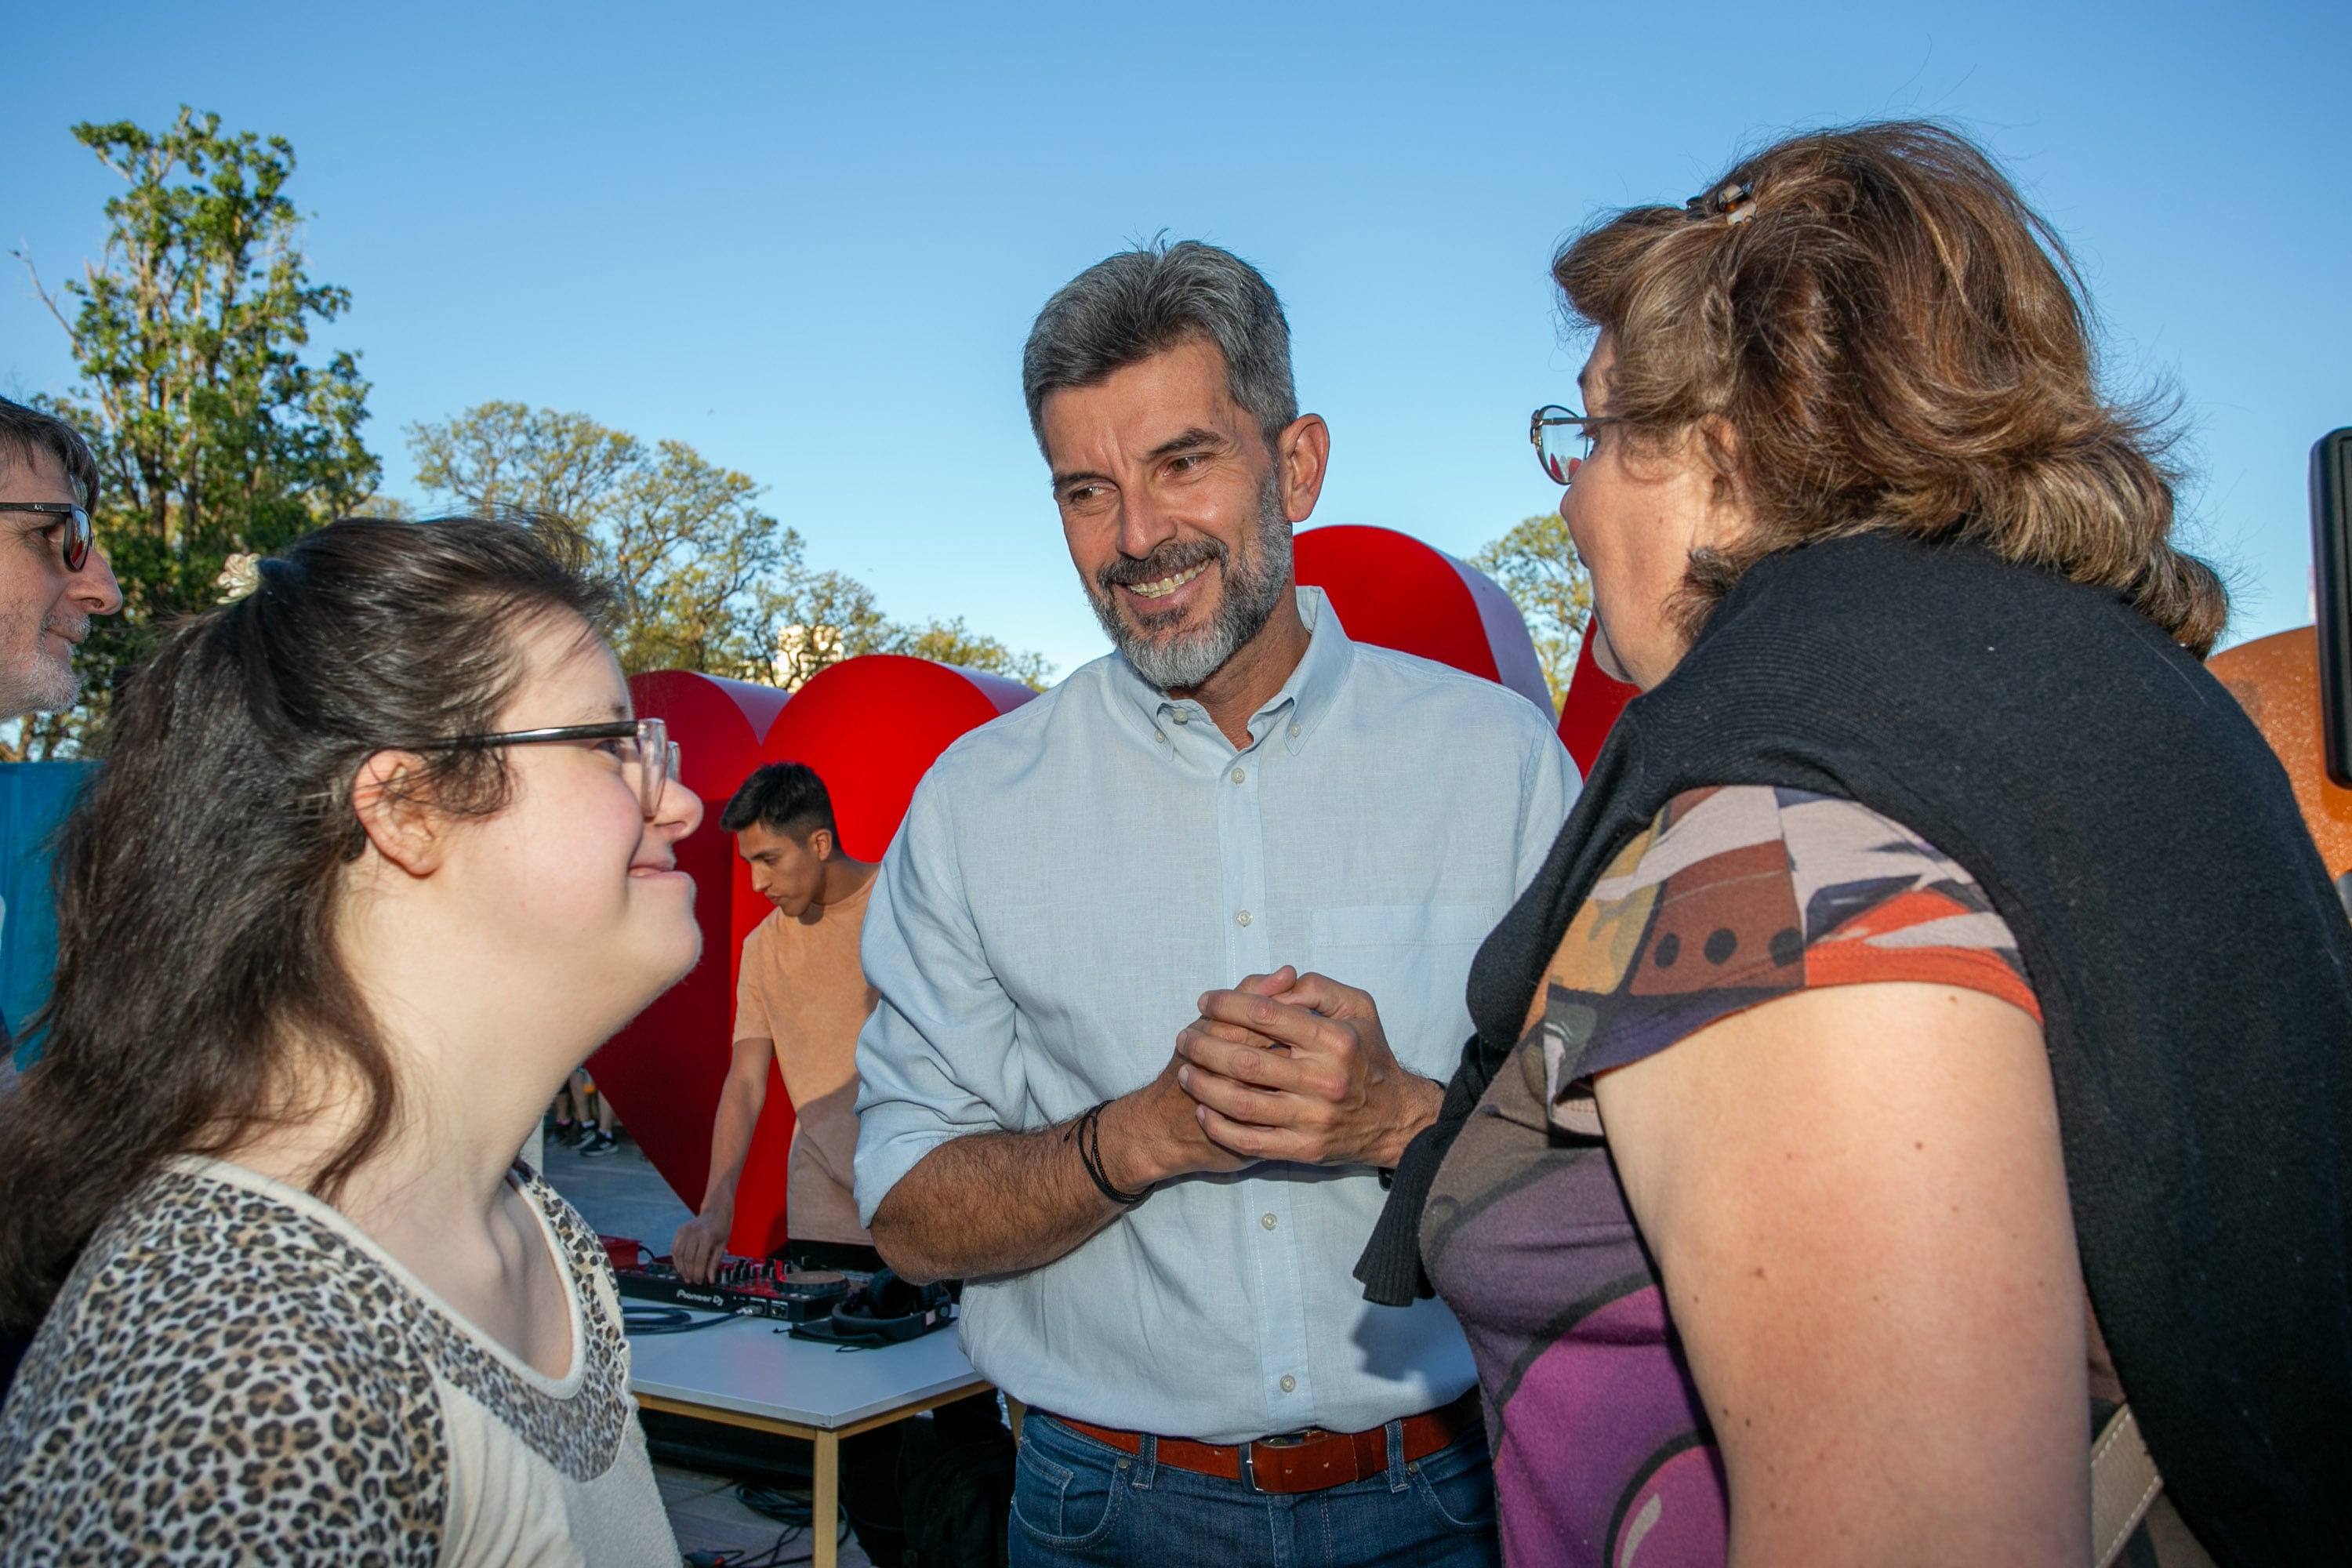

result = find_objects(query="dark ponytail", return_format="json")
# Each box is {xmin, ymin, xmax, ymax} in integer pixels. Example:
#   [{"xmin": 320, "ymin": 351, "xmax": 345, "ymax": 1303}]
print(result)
[{"xmin": 0, "ymin": 515, "xmax": 618, "ymax": 1330}]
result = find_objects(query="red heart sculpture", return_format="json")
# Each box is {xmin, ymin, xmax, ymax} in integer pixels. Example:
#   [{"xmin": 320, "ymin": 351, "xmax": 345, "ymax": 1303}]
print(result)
[
  {"xmin": 1555, "ymin": 619, "xmax": 1639, "ymax": 776},
  {"xmin": 583, "ymin": 673, "xmax": 788, "ymax": 1243},
  {"xmin": 591, "ymin": 657, "xmax": 1035, "ymax": 1257},
  {"xmin": 760, "ymin": 655, "xmax": 1041, "ymax": 863},
  {"xmin": 1294, "ymin": 524, "xmax": 1552, "ymax": 713}
]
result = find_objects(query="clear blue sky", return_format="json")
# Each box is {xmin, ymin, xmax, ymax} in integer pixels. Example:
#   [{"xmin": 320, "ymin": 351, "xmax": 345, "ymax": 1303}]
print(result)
[{"xmin": 5, "ymin": 1, "xmax": 2345, "ymax": 678}]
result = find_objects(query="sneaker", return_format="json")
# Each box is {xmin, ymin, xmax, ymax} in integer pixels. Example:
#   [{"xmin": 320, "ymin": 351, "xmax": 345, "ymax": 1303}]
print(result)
[
  {"xmin": 551, "ymin": 1120, "xmax": 583, "ymax": 1147},
  {"xmin": 580, "ymin": 1130, "xmax": 619, "ymax": 1158}
]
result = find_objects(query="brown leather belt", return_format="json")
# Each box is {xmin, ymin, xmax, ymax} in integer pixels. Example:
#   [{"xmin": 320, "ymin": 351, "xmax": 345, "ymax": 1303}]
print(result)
[{"xmin": 1044, "ymin": 1387, "xmax": 1481, "ymax": 1495}]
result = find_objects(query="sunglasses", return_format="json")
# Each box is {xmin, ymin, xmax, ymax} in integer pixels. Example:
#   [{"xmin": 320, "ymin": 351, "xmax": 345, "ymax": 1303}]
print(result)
[
  {"xmin": 411, "ymin": 717, "xmax": 681, "ymax": 820},
  {"xmin": 2, "ymin": 502, "xmax": 94, "ymax": 572}
]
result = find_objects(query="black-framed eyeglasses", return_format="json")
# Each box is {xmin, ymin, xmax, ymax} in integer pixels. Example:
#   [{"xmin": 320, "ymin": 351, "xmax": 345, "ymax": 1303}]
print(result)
[
  {"xmin": 411, "ymin": 717, "xmax": 680, "ymax": 819},
  {"xmin": 1530, "ymin": 405, "xmax": 1615, "ymax": 487},
  {"xmin": 0, "ymin": 502, "xmax": 93, "ymax": 572}
]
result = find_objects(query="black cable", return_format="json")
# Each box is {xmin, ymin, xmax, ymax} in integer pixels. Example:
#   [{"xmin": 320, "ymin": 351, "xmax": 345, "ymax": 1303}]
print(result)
[
  {"xmin": 731, "ymin": 1530, "xmax": 816, "ymax": 1568},
  {"xmin": 623, "ymin": 1305, "xmax": 735, "ymax": 1335},
  {"xmin": 735, "ymin": 1483, "xmax": 850, "ymax": 1540},
  {"xmin": 733, "ymin": 1483, "xmax": 815, "ymax": 1527},
  {"xmin": 709, "ymin": 1484, "xmax": 847, "ymax": 1568},
  {"xmin": 682, "ymin": 1532, "xmax": 815, "ymax": 1568}
]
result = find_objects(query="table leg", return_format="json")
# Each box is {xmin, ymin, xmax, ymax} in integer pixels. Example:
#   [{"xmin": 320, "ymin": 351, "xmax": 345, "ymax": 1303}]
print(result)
[{"xmin": 813, "ymin": 1430, "xmax": 839, "ymax": 1568}]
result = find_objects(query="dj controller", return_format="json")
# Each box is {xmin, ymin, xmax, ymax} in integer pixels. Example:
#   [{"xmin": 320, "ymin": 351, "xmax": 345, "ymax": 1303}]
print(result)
[{"xmin": 601, "ymin": 1236, "xmax": 856, "ymax": 1323}]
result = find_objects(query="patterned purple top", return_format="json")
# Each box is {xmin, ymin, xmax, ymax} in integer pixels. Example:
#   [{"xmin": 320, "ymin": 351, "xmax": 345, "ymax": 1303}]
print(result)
[{"xmin": 1421, "ymin": 786, "xmax": 2040, "ymax": 1567}]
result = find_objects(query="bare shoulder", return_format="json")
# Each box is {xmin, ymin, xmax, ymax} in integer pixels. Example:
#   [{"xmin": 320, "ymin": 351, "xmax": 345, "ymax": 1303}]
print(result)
[{"xmin": 1595, "ymin": 984, "xmax": 2085, "ymax": 1565}]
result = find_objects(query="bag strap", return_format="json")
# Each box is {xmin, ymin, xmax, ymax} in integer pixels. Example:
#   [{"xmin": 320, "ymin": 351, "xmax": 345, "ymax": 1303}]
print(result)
[{"xmin": 2092, "ymin": 1403, "xmax": 2164, "ymax": 1568}]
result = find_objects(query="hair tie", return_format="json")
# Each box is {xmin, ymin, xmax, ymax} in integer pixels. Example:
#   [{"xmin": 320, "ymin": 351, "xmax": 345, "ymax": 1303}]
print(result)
[
  {"xmin": 1686, "ymin": 180, "xmax": 1756, "ymax": 226},
  {"xmin": 214, "ymin": 554, "xmax": 263, "ymax": 604}
]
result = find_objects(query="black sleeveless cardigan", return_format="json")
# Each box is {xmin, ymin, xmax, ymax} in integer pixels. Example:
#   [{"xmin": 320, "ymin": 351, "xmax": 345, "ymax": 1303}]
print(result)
[{"xmin": 1359, "ymin": 532, "xmax": 2352, "ymax": 1565}]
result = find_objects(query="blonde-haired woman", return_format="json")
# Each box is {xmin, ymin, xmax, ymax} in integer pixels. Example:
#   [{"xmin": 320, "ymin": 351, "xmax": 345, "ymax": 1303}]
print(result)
[{"xmin": 1353, "ymin": 123, "xmax": 2349, "ymax": 1567}]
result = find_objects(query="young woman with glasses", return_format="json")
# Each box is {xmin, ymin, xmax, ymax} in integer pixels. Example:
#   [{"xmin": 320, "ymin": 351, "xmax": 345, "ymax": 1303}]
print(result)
[{"xmin": 0, "ymin": 515, "xmax": 702, "ymax": 1563}]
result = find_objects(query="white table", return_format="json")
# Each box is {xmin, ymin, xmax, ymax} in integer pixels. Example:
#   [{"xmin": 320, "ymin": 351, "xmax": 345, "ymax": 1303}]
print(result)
[{"xmin": 628, "ymin": 1315, "xmax": 1002, "ymax": 1568}]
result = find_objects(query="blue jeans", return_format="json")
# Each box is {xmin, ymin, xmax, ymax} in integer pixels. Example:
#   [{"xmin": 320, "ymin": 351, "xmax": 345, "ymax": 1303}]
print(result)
[{"xmin": 1009, "ymin": 1412, "xmax": 1499, "ymax": 1568}]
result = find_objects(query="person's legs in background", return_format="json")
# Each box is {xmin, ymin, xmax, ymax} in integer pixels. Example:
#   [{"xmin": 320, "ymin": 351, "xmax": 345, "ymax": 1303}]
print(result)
[
  {"xmin": 579, "ymin": 1071, "xmax": 621, "ymax": 1156},
  {"xmin": 549, "ymin": 1069, "xmax": 593, "ymax": 1146}
]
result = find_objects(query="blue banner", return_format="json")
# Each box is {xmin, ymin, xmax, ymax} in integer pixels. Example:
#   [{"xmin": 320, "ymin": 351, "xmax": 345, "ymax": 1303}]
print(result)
[{"xmin": 1, "ymin": 761, "xmax": 99, "ymax": 1069}]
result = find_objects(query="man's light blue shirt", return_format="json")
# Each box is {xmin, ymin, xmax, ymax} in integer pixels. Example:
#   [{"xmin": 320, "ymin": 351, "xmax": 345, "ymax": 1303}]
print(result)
[{"xmin": 854, "ymin": 587, "xmax": 1577, "ymax": 1443}]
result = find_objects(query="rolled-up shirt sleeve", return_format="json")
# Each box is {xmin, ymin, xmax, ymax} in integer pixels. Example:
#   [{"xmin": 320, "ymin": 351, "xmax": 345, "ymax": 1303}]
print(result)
[{"xmin": 853, "ymin": 768, "xmax": 1022, "ymax": 1227}]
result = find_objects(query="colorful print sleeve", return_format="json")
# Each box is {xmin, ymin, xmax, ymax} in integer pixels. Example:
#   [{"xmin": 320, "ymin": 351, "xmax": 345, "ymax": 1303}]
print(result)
[
  {"xmin": 1421, "ymin": 786, "xmax": 2043, "ymax": 1568},
  {"xmin": 1531, "ymin": 784, "xmax": 2039, "ymax": 1123}
]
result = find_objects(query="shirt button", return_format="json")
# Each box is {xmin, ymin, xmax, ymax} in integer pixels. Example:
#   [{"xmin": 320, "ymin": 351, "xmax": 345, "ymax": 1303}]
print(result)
[
  {"xmin": 1288, "ymin": 722, "xmax": 1301, "ymax": 738},
  {"xmin": 1279, "ymin": 1375, "xmax": 1297, "ymax": 1394},
  {"xmin": 1235, "ymin": 910, "xmax": 1252, "ymax": 927},
  {"xmin": 1153, "ymin": 729, "xmax": 1166, "ymax": 742},
  {"xmin": 1261, "ymin": 1212, "xmax": 1277, "ymax": 1230},
  {"xmin": 1229, "ymin": 767, "xmax": 1246, "ymax": 783},
  {"xmin": 1172, "ymin": 710, "xmax": 1191, "ymax": 724}
]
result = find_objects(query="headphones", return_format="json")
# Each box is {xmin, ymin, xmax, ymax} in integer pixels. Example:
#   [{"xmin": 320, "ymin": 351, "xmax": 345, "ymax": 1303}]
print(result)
[{"xmin": 788, "ymin": 1268, "xmax": 955, "ymax": 1348}]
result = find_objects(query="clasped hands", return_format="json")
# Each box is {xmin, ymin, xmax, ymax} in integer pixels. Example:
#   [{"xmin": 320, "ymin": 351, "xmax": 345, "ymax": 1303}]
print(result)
[{"xmin": 1094, "ymin": 965, "xmax": 1443, "ymax": 1193}]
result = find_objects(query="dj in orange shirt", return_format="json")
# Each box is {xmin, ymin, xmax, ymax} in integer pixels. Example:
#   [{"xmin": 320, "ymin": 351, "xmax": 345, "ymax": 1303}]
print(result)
[{"xmin": 672, "ymin": 762, "xmax": 879, "ymax": 1282}]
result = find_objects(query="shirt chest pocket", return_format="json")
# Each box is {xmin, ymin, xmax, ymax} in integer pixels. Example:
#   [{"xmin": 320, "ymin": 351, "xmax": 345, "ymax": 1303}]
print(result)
[{"xmin": 1308, "ymin": 904, "xmax": 1494, "ymax": 1076}]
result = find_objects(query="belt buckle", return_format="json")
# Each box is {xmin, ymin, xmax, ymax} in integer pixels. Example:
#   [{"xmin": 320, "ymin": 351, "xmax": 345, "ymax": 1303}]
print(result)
[{"xmin": 1240, "ymin": 1430, "xmax": 1316, "ymax": 1494}]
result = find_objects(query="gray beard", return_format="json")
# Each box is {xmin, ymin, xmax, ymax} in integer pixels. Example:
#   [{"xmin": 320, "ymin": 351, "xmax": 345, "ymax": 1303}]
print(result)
[
  {"xmin": 1088, "ymin": 476, "xmax": 1294, "ymax": 692},
  {"xmin": 0, "ymin": 637, "xmax": 80, "ymax": 719}
]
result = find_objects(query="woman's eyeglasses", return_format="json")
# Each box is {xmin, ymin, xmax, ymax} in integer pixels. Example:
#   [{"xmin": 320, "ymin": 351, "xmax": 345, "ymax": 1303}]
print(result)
[
  {"xmin": 1530, "ymin": 405, "xmax": 1610, "ymax": 487},
  {"xmin": 1, "ymin": 503, "xmax": 94, "ymax": 572},
  {"xmin": 412, "ymin": 717, "xmax": 680, "ymax": 819}
]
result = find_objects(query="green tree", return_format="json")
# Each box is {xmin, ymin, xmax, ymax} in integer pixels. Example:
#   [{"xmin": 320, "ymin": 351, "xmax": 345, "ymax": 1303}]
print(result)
[
  {"xmin": 409, "ymin": 402, "xmax": 792, "ymax": 681},
  {"xmin": 410, "ymin": 401, "xmax": 1056, "ymax": 691},
  {"xmin": 12, "ymin": 107, "xmax": 384, "ymax": 757},
  {"xmin": 1472, "ymin": 513, "xmax": 1592, "ymax": 713},
  {"xmin": 889, "ymin": 616, "xmax": 1056, "ymax": 691},
  {"xmin": 769, "ymin": 568, "xmax": 895, "ymax": 691}
]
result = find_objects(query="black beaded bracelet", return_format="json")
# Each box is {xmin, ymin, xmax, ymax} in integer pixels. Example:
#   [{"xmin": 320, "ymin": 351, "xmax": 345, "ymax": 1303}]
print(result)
[{"xmin": 1075, "ymin": 1102, "xmax": 1150, "ymax": 1207}]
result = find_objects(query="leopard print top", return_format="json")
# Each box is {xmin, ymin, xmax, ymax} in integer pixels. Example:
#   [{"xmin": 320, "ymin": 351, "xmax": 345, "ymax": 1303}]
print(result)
[{"xmin": 0, "ymin": 1157, "xmax": 671, "ymax": 1564}]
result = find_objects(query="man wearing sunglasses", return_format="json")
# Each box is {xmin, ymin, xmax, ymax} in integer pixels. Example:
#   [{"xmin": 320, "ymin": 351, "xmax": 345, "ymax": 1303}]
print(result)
[
  {"xmin": 0, "ymin": 400, "xmax": 122, "ymax": 1098},
  {"xmin": 0, "ymin": 399, "xmax": 122, "ymax": 723}
]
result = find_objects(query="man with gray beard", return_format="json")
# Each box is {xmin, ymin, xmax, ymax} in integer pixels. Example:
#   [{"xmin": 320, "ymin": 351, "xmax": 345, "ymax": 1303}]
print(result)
[
  {"xmin": 0, "ymin": 401, "xmax": 118, "ymax": 726},
  {"xmin": 853, "ymin": 242, "xmax": 1575, "ymax": 1566},
  {"xmin": 0, "ymin": 399, "xmax": 122, "ymax": 1096},
  {"xmin": 0, "ymin": 399, "xmax": 121, "ymax": 1399}
]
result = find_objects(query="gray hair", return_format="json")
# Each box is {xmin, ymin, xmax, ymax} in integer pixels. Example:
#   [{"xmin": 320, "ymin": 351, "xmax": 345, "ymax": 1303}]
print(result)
[
  {"xmin": 0, "ymin": 397, "xmax": 100, "ymax": 509},
  {"xmin": 1022, "ymin": 240, "xmax": 1298, "ymax": 456}
]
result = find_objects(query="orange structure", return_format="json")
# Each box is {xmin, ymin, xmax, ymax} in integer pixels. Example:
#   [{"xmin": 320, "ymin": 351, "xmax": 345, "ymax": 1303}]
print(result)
[{"xmin": 2206, "ymin": 627, "xmax": 2352, "ymax": 879}]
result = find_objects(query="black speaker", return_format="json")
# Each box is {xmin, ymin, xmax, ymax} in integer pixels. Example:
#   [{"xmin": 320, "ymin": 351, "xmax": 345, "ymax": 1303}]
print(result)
[{"xmin": 2313, "ymin": 428, "xmax": 2352, "ymax": 787}]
